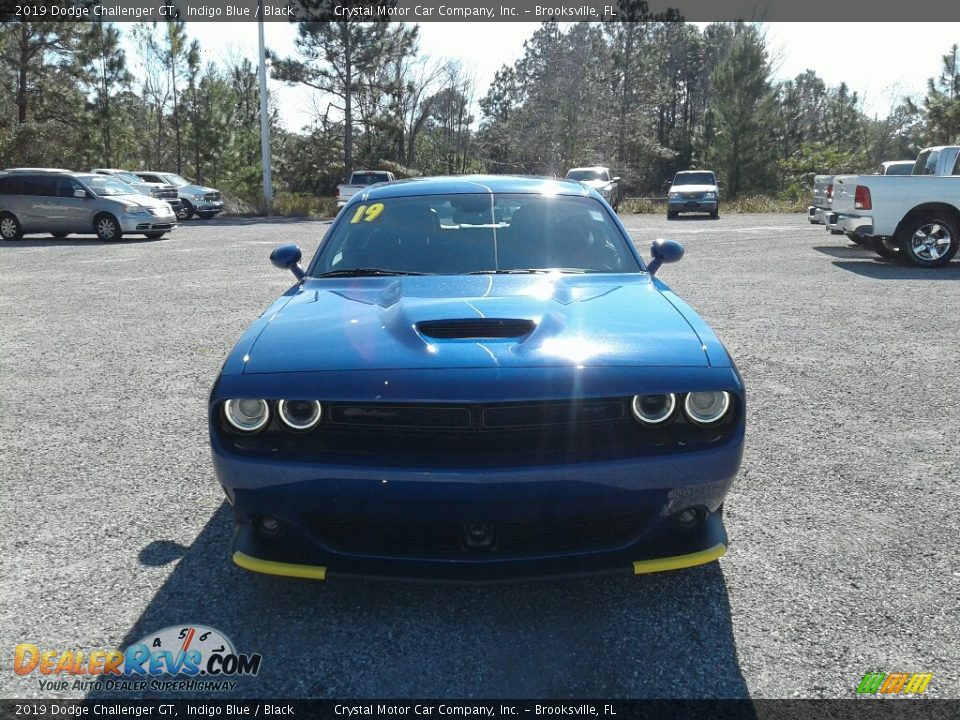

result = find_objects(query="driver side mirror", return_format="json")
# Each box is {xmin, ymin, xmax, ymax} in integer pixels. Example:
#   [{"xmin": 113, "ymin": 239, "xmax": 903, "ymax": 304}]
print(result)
[
  {"xmin": 647, "ymin": 238, "xmax": 684, "ymax": 277},
  {"xmin": 74, "ymin": 189, "xmax": 87, "ymax": 199},
  {"xmin": 613, "ymin": 176, "xmax": 621, "ymax": 183},
  {"xmin": 270, "ymin": 244, "xmax": 305, "ymax": 281}
]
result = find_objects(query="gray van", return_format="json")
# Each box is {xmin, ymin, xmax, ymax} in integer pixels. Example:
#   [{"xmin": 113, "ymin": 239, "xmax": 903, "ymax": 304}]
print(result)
[{"xmin": 0, "ymin": 171, "xmax": 177, "ymax": 241}]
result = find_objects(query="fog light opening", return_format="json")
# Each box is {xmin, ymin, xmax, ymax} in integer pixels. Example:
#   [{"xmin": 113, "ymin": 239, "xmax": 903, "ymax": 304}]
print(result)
[
  {"xmin": 677, "ymin": 507, "xmax": 705, "ymax": 527},
  {"xmin": 257, "ymin": 516, "xmax": 280, "ymax": 537}
]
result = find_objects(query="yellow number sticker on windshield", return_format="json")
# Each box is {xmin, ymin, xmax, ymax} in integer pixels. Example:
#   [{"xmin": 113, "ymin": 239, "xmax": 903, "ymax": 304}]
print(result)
[{"xmin": 349, "ymin": 203, "xmax": 385, "ymax": 224}]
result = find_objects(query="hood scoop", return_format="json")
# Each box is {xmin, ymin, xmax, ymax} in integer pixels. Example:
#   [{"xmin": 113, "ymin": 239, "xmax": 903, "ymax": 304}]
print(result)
[{"xmin": 416, "ymin": 318, "xmax": 536, "ymax": 340}]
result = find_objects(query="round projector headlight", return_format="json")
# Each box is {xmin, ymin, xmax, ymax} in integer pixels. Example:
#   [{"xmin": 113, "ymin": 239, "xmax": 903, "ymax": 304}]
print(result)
[
  {"xmin": 630, "ymin": 393, "xmax": 677, "ymax": 426},
  {"xmin": 223, "ymin": 399, "xmax": 270, "ymax": 433},
  {"xmin": 683, "ymin": 391, "xmax": 732, "ymax": 426},
  {"xmin": 277, "ymin": 399, "xmax": 322, "ymax": 431}
]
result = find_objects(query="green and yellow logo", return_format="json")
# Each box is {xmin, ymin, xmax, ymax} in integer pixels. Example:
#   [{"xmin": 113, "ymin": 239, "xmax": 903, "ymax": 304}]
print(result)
[{"xmin": 857, "ymin": 672, "xmax": 932, "ymax": 696}]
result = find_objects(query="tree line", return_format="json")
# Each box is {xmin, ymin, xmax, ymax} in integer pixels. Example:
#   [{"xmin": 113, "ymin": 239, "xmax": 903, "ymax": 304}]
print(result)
[{"xmin": 2, "ymin": 16, "xmax": 959, "ymax": 208}]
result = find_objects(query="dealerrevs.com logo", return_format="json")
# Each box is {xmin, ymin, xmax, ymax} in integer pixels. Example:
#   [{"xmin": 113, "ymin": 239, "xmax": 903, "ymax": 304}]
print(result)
[
  {"xmin": 856, "ymin": 672, "xmax": 933, "ymax": 696},
  {"xmin": 14, "ymin": 625, "xmax": 262, "ymax": 692}
]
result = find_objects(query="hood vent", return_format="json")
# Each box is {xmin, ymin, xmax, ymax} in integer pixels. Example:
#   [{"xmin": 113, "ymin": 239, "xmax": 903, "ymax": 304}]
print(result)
[{"xmin": 416, "ymin": 318, "xmax": 536, "ymax": 340}]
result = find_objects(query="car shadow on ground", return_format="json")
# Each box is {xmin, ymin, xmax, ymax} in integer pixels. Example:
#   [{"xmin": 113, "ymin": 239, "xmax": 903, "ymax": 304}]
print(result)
[
  {"xmin": 189, "ymin": 216, "xmax": 334, "ymax": 228},
  {"xmin": 666, "ymin": 215, "xmax": 719, "ymax": 221},
  {"xmin": 811, "ymin": 244, "xmax": 873, "ymax": 259},
  {"xmin": 89, "ymin": 504, "xmax": 752, "ymax": 700},
  {"xmin": 0, "ymin": 236, "xmax": 161, "ymax": 248},
  {"xmin": 831, "ymin": 260, "xmax": 960, "ymax": 279}
]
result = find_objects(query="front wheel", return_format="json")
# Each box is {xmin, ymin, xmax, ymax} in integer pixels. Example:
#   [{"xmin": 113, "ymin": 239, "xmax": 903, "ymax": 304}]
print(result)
[
  {"xmin": 0, "ymin": 213, "xmax": 23, "ymax": 241},
  {"xmin": 871, "ymin": 236, "xmax": 903, "ymax": 261},
  {"xmin": 95, "ymin": 214, "xmax": 122, "ymax": 242},
  {"xmin": 710, "ymin": 210, "xmax": 719, "ymax": 219},
  {"xmin": 898, "ymin": 215, "xmax": 959, "ymax": 268},
  {"xmin": 176, "ymin": 202, "xmax": 193, "ymax": 221},
  {"xmin": 667, "ymin": 211, "xmax": 677, "ymax": 220}
]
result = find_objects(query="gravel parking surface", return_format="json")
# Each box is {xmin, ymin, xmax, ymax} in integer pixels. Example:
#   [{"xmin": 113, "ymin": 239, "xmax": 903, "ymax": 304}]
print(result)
[{"xmin": 1, "ymin": 212, "xmax": 957, "ymax": 699}]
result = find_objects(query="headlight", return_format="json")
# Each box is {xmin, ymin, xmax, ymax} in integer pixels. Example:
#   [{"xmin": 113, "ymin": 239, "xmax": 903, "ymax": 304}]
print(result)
[
  {"xmin": 669, "ymin": 192, "xmax": 681, "ymax": 200},
  {"xmin": 123, "ymin": 206, "xmax": 149, "ymax": 215},
  {"xmin": 683, "ymin": 391, "xmax": 732, "ymax": 426},
  {"xmin": 703, "ymin": 191, "xmax": 717, "ymax": 199},
  {"xmin": 223, "ymin": 399, "xmax": 270, "ymax": 433},
  {"xmin": 277, "ymin": 400, "xmax": 322, "ymax": 431},
  {"xmin": 630, "ymin": 393, "xmax": 677, "ymax": 426}
]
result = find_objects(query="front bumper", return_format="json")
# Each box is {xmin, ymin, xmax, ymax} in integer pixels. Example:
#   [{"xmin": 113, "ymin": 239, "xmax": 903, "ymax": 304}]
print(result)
[
  {"xmin": 119, "ymin": 213, "xmax": 177, "ymax": 233},
  {"xmin": 213, "ymin": 438, "xmax": 742, "ymax": 582},
  {"xmin": 187, "ymin": 200, "xmax": 224, "ymax": 214},
  {"xmin": 668, "ymin": 199, "xmax": 718, "ymax": 213},
  {"xmin": 826, "ymin": 212, "xmax": 873, "ymax": 236}
]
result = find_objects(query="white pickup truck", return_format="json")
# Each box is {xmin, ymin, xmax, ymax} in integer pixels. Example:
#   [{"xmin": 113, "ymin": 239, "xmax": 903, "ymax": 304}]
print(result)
[
  {"xmin": 336, "ymin": 170, "xmax": 396, "ymax": 208},
  {"xmin": 826, "ymin": 146, "xmax": 960, "ymax": 267}
]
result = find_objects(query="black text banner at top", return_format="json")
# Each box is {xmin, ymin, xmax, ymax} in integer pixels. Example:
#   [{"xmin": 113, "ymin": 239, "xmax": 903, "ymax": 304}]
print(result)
[{"xmin": 3, "ymin": 0, "xmax": 958, "ymax": 21}]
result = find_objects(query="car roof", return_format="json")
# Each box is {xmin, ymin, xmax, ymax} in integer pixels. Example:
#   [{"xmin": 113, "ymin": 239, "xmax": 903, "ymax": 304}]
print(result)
[
  {"xmin": 675, "ymin": 169, "xmax": 715, "ymax": 175},
  {"xmin": 4, "ymin": 167, "xmax": 73, "ymax": 173},
  {"xmin": 567, "ymin": 166, "xmax": 608, "ymax": 172},
  {"xmin": 354, "ymin": 175, "xmax": 593, "ymax": 201},
  {"xmin": 881, "ymin": 160, "xmax": 913, "ymax": 166}
]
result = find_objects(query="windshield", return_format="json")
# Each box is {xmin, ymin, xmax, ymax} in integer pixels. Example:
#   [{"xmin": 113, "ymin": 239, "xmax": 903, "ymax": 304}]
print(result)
[
  {"xmin": 76, "ymin": 175, "xmax": 138, "ymax": 197},
  {"xmin": 313, "ymin": 194, "xmax": 641, "ymax": 276},
  {"xmin": 160, "ymin": 173, "xmax": 190, "ymax": 187},
  {"xmin": 566, "ymin": 169, "xmax": 607, "ymax": 182},
  {"xmin": 913, "ymin": 150, "xmax": 938, "ymax": 176},
  {"xmin": 673, "ymin": 172, "xmax": 716, "ymax": 186},
  {"xmin": 113, "ymin": 171, "xmax": 144, "ymax": 184}
]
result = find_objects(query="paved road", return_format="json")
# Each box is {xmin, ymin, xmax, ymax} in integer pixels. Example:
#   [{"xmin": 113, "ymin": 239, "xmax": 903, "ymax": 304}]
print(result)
[{"xmin": 1, "ymin": 213, "xmax": 957, "ymax": 699}]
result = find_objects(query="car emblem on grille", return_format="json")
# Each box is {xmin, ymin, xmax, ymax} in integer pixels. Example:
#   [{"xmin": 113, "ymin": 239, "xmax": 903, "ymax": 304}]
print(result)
[{"xmin": 463, "ymin": 523, "xmax": 495, "ymax": 550}]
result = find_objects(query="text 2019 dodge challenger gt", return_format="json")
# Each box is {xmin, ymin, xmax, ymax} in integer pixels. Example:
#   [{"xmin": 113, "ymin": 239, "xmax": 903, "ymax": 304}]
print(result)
[{"xmin": 209, "ymin": 176, "xmax": 745, "ymax": 582}]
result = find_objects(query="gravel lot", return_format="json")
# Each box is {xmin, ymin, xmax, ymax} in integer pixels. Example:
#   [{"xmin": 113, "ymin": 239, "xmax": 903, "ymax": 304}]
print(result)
[{"xmin": 1, "ymin": 212, "xmax": 957, "ymax": 699}]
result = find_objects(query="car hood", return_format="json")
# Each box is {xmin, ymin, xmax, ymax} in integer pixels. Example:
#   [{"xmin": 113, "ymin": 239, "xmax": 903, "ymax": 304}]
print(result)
[
  {"xmin": 670, "ymin": 184, "xmax": 717, "ymax": 194},
  {"xmin": 241, "ymin": 274, "xmax": 709, "ymax": 374},
  {"xmin": 113, "ymin": 194, "xmax": 173, "ymax": 210},
  {"xmin": 182, "ymin": 184, "xmax": 217, "ymax": 195}
]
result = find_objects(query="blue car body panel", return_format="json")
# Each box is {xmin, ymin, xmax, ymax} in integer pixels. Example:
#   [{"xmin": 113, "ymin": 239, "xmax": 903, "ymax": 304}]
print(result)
[{"xmin": 209, "ymin": 175, "xmax": 745, "ymax": 582}]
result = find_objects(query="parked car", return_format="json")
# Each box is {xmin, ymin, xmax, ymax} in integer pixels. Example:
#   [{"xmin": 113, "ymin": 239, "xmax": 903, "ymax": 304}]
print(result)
[
  {"xmin": 667, "ymin": 170, "xmax": 719, "ymax": 219},
  {"xmin": 878, "ymin": 160, "xmax": 915, "ymax": 176},
  {"xmin": 91, "ymin": 168, "xmax": 182, "ymax": 214},
  {"xmin": 0, "ymin": 170, "xmax": 177, "ymax": 241},
  {"xmin": 808, "ymin": 174, "xmax": 834, "ymax": 225},
  {"xmin": 564, "ymin": 166, "xmax": 621, "ymax": 210},
  {"xmin": 134, "ymin": 171, "xmax": 223, "ymax": 221},
  {"xmin": 827, "ymin": 173, "xmax": 960, "ymax": 267},
  {"xmin": 209, "ymin": 175, "xmax": 745, "ymax": 582},
  {"xmin": 336, "ymin": 170, "xmax": 396, "ymax": 208},
  {"xmin": 911, "ymin": 145, "xmax": 960, "ymax": 176}
]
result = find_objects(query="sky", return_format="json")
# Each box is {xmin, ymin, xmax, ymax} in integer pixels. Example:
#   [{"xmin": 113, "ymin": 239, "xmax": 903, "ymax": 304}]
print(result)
[{"xmin": 126, "ymin": 22, "xmax": 960, "ymax": 132}]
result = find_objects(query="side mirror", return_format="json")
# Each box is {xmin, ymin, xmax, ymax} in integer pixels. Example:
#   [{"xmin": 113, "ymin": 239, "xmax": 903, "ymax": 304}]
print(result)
[
  {"xmin": 613, "ymin": 176, "xmax": 621, "ymax": 183},
  {"xmin": 647, "ymin": 238, "xmax": 684, "ymax": 277},
  {"xmin": 270, "ymin": 244, "xmax": 305, "ymax": 281},
  {"xmin": 74, "ymin": 189, "xmax": 87, "ymax": 198}
]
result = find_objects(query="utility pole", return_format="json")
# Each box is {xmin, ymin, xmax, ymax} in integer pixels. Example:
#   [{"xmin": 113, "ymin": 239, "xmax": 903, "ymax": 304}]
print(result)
[{"xmin": 257, "ymin": 2, "xmax": 273, "ymax": 210}]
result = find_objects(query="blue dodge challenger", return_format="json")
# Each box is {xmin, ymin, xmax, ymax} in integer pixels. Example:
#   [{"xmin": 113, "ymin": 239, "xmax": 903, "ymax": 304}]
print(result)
[{"xmin": 209, "ymin": 175, "xmax": 745, "ymax": 582}]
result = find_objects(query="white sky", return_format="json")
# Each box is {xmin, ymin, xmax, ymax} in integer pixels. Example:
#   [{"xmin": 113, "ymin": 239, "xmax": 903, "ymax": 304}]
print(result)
[{"xmin": 125, "ymin": 22, "xmax": 959, "ymax": 131}]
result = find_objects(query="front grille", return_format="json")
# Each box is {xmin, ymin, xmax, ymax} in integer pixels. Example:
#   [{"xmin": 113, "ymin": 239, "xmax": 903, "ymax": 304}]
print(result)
[
  {"xmin": 152, "ymin": 189, "xmax": 178, "ymax": 199},
  {"xmin": 311, "ymin": 513, "xmax": 647, "ymax": 559},
  {"xmin": 330, "ymin": 404, "xmax": 471, "ymax": 430},
  {"xmin": 204, "ymin": 192, "xmax": 221, "ymax": 201},
  {"xmin": 681, "ymin": 191, "xmax": 703, "ymax": 200},
  {"xmin": 482, "ymin": 400, "xmax": 622, "ymax": 428},
  {"xmin": 416, "ymin": 318, "xmax": 535, "ymax": 339}
]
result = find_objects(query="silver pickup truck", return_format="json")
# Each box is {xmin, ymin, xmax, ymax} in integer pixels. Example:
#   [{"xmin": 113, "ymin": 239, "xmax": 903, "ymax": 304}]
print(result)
[
  {"xmin": 336, "ymin": 170, "xmax": 396, "ymax": 209},
  {"xmin": 807, "ymin": 175, "xmax": 834, "ymax": 226}
]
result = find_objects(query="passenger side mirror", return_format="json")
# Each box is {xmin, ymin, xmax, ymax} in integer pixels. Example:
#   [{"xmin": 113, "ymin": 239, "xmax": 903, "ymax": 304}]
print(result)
[
  {"xmin": 647, "ymin": 238, "xmax": 684, "ymax": 277},
  {"xmin": 74, "ymin": 189, "xmax": 87, "ymax": 198},
  {"xmin": 613, "ymin": 176, "xmax": 621, "ymax": 183},
  {"xmin": 270, "ymin": 244, "xmax": 305, "ymax": 281}
]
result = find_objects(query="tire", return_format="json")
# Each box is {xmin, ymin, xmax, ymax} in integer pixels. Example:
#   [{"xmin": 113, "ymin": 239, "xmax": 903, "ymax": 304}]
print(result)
[
  {"xmin": 667, "ymin": 211, "xmax": 677, "ymax": 220},
  {"xmin": 144, "ymin": 232, "xmax": 166, "ymax": 239},
  {"xmin": 710, "ymin": 210, "xmax": 719, "ymax": 219},
  {"xmin": 197, "ymin": 211, "xmax": 217, "ymax": 220},
  {"xmin": 0, "ymin": 213, "xmax": 23, "ymax": 241},
  {"xmin": 94, "ymin": 214, "xmax": 122, "ymax": 242},
  {"xmin": 897, "ymin": 214, "xmax": 960, "ymax": 268},
  {"xmin": 829, "ymin": 228, "xmax": 845, "ymax": 235},
  {"xmin": 51, "ymin": 231, "xmax": 69, "ymax": 239},
  {"xmin": 871, "ymin": 236, "xmax": 903, "ymax": 261},
  {"xmin": 176, "ymin": 202, "xmax": 194, "ymax": 221},
  {"xmin": 845, "ymin": 232, "xmax": 866, "ymax": 246}
]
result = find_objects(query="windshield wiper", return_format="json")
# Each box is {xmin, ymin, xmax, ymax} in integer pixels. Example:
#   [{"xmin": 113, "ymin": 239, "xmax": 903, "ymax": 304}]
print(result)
[
  {"xmin": 318, "ymin": 268, "xmax": 427, "ymax": 278},
  {"xmin": 466, "ymin": 268, "xmax": 589, "ymax": 275}
]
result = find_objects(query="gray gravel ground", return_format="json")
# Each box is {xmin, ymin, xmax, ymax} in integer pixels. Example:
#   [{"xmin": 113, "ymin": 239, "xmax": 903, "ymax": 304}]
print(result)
[{"xmin": 1, "ymin": 212, "xmax": 957, "ymax": 699}]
